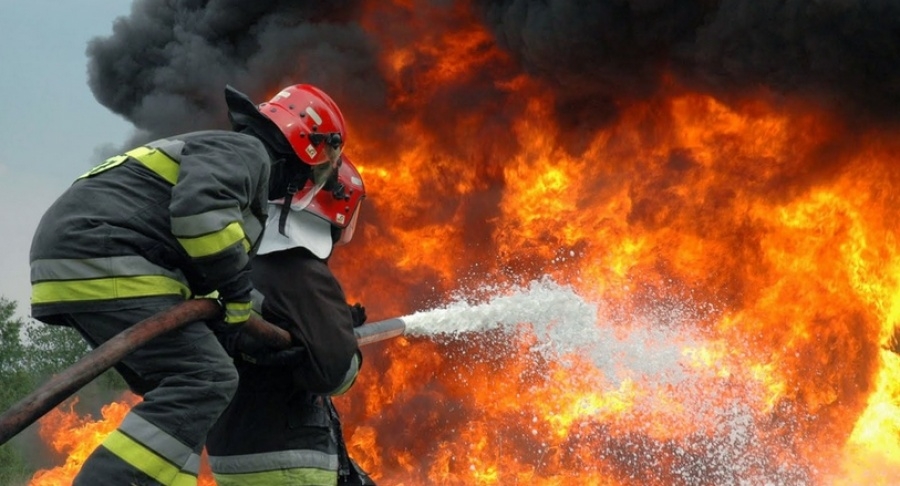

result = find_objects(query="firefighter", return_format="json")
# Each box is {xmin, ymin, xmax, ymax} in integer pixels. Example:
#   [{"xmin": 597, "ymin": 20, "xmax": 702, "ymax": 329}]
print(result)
[
  {"xmin": 206, "ymin": 155, "xmax": 376, "ymax": 485},
  {"xmin": 29, "ymin": 84, "xmax": 348, "ymax": 486}
]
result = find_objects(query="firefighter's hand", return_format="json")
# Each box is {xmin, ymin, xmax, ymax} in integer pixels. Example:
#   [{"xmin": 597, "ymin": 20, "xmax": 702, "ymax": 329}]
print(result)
[
  {"xmin": 244, "ymin": 345, "xmax": 308, "ymax": 367},
  {"xmin": 349, "ymin": 303, "xmax": 367, "ymax": 327},
  {"xmin": 215, "ymin": 327, "xmax": 269, "ymax": 358},
  {"xmin": 215, "ymin": 328, "xmax": 244, "ymax": 357}
]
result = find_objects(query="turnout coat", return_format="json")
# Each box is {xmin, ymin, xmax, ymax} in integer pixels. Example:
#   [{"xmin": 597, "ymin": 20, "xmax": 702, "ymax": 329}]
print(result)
[{"xmin": 206, "ymin": 246, "xmax": 365, "ymax": 485}]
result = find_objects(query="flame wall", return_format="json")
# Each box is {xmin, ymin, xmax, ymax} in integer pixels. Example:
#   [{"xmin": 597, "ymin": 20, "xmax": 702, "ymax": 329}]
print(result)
[{"xmin": 29, "ymin": 1, "xmax": 900, "ymax": 485}]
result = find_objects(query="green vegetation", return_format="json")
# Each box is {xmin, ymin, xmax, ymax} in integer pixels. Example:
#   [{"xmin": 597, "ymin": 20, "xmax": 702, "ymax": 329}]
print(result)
[{"xmin": 0, "ymin": 297, "xmax": 127, "ymax": 484}]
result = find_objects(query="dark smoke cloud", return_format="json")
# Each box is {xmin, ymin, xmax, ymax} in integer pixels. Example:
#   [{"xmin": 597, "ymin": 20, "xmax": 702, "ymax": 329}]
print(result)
[
  {"xmin": 476, "ymin": 0, "xmax": 900, "ymax": 126},
  {"xmin": 690, "ymin": 0, "xmax": 900, "ymax": 120},
  {"xmin": 87, "ymin": 0, "xmax": 900, "ymax": 152},
  {"xmin": 87, "ymin": 0, "xmax": 387, "ymax": 145}
]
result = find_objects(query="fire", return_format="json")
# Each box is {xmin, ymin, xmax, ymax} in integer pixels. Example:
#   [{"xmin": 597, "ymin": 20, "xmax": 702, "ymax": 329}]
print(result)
[
  {"xmin": 30, "ymin": 394, "xmax": 135, "ymax": 485},
  {"xmin": 30, "ymin": 1, "xmax": 900, "ymax": 485},
  {"xmin": 29, "ymin": 394, "xmax": 216, "ymax": 486},
  {"xmin": 332, "ymin": 2, "xmax": 900, "ymax": 482}
]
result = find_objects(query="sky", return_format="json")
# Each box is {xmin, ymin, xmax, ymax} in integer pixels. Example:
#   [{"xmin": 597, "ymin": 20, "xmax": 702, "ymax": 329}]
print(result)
[{"xmin": 0, "ymin": 1, "xmax": 136, "ymax": 319}]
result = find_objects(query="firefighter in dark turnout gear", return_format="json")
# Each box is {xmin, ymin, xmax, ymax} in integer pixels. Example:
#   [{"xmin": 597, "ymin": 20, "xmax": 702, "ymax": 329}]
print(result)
[
  {"xmin": 28, "ymin": 83, "xmax": 348, "ymax": 486},
  {"xmin": 206, "ymin": 155, "xmax": 375, "ymax": 485}
]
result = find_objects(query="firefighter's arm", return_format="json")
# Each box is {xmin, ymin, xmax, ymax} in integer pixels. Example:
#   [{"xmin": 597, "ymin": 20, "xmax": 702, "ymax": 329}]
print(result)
[
  {"xmin": 328, "ymin": 303, "xmax": 367, "ymax": 395},
  {"xmin": 250, "ymin": 254, "xmax": 360, "ymax": 393},
  {"xmin": 170, "ymin": 134, "xmax": 270, "ymax": 328},
  {"xmin": 223, "ymin": 317, "xmax": 360, "ymax": 395}
]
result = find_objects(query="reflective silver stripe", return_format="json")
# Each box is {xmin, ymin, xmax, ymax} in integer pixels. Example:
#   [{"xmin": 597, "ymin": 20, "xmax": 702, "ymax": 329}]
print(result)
[
  {"xmin": 171, "ymin": 208, "xmax": 244, "ymax": 238},
  {"xmin": 183, "ymin": 453, "xmax": 201, "ymax": 476},
  {"xmin": 330, "ymin": 352, "xmax": 361, "ymax": 396},
  {"xmin": 208, "ymin": 449, "xmax": 338, "ymax": 474},
  {"xmin": 242, "ymin": 207, "xmax": 263, "ymax": 247},
  {"xmin": 250, "ymin": 289, "xmax": 265, "ymax": 314},
  {"xmin": 147, "ymin": 138, "xmax": 186, "ymax": 161},
  {"xmin": 119, "ymin": 413, "xmax": 196, "ymax": 470},
  {"xmin": 31, "ymin": 256, "xmax": 187, "ymax": 282}
]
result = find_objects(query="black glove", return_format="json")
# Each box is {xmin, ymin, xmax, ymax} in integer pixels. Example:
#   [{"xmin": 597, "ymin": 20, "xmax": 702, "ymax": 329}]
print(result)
[
  {"xmin": 247, "ymin": 345, "xmax": 308, "ymax": 367},
  {"xmin": 349, "ymin": 303, "xmax": 367, "ymax": 327},
  {"xmin": 216, "ymin": 328, "xmax": 243, "ymax": 356},
  {"xmin": 216, "ymin": 327, "xmax": 308, "ymax": 367},
  {"xmin": 215, "ymin": 328, "xmax": 269, "ymax": 358}
]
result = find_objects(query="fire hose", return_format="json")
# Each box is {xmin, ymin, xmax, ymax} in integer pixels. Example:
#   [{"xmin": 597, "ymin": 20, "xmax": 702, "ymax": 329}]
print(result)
[{"xmin": 0, "ymin": 299, "xmax": 406, "ymax": 446}]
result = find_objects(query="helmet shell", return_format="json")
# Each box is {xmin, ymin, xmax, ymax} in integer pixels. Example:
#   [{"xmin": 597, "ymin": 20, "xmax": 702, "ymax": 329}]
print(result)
[{"xmin": 258, "ymin": 84, "xmax": 346, "ymax": 166}]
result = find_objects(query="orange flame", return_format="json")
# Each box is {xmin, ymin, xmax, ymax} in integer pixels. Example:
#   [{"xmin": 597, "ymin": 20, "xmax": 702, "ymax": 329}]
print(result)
[
  {"xmin": 31, "ymin": 2, "xmax": 900, "ymax": 485},
  {"xmin": 29, "ymin": 394, "xmax": 216, "ymax": 486},
  {"xmin": 30, "ymin": 395, "xmax": 137, "ymax": 485}
]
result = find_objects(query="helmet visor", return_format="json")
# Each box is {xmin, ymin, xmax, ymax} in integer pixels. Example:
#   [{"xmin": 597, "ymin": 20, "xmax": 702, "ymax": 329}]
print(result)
[
  {"xmin": 290, "ymin": 145, "xmax": 342, "ymax": 211},
  {"xmin": 336, "ymin": 203, "xmax": 362, "ymax": 246}
]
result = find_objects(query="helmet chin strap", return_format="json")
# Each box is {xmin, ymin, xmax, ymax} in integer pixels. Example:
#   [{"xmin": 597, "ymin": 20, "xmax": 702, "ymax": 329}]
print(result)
[{"xmin": 278, "ymin": 171, "xmax": 309, "ymax": 236}]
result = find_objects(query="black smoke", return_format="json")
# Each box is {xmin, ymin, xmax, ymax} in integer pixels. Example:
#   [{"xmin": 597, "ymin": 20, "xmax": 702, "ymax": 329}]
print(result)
[
  {"xmin": 476, "ymin": 0, "xmax": 900, "ymax": 128},
  {"xmin": 86, "ymin": 0, "xmax": 387, "ymax": 145},
  {"xmin": 87, "ymin": 0, "xmax": 900, "ymax": 149}
]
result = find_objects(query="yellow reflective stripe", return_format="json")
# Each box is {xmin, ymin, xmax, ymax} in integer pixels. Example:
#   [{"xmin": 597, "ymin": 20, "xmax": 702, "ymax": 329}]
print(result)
[
  {"xmin": 31, "ymin": 275, "xmax": 191, "ymax": 304},
  {"xmin": 74, "ymin": 146, "xmax": 180, "ymax": 184},
  {"xmin": 117, "ymin": 413, "xmax": 196, "ymax": 470},
  {"xmin": 171, "ymin": 471, "xmax": 199, "ymax": 486},
  {"xmin": 77, "ymin": 155, "xmax": 128, "ymax": 180},
  {"xmin": 125, "ymin": 146, "xmax": 180, "ymax": 185},
  {"xmin": 213, "ymin": 468, "xmax": 335, "ymax": 486},
  {"xmin": 103, "ymin": 431, "xmax": 184, "ymax": 485},
  {"xmin": 223, "ymin": 301, "xmax": 252, "ymax": 324},
  {"xmin": 177, "ymin": 221, "xmax": 246, "ymax": 258}
]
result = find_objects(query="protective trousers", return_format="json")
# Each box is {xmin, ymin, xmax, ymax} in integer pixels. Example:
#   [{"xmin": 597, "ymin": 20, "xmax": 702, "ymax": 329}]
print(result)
[{"xmin": 59, "ymin": 304, "xmax": 238, "ymax": 486}]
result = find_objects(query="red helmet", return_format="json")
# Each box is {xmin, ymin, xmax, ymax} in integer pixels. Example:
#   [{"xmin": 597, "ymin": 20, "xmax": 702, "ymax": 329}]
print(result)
[
  {"xmin": 259, "ymin": 84, "xmax": 346, "ymax": 165},
  {"xmin": 304, "ymin": 154, "xmax": 366, "ymax": 246},
  {"xmin": 259, "ymin": 84, "xmax": 347, "ymax": 210}
]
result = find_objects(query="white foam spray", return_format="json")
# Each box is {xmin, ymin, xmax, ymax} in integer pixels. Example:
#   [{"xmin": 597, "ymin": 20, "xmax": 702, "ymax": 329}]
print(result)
[
  {"xmin": 403, "ymin": 276, "xmax": 595, "ymax": 337},
  {"xmin": 402, "ymin": 276, "xmax": 706, "ymax": 386},
  {"xmin": 397, "ymin": 276, "xmax": 816, "ymax": 484}
]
